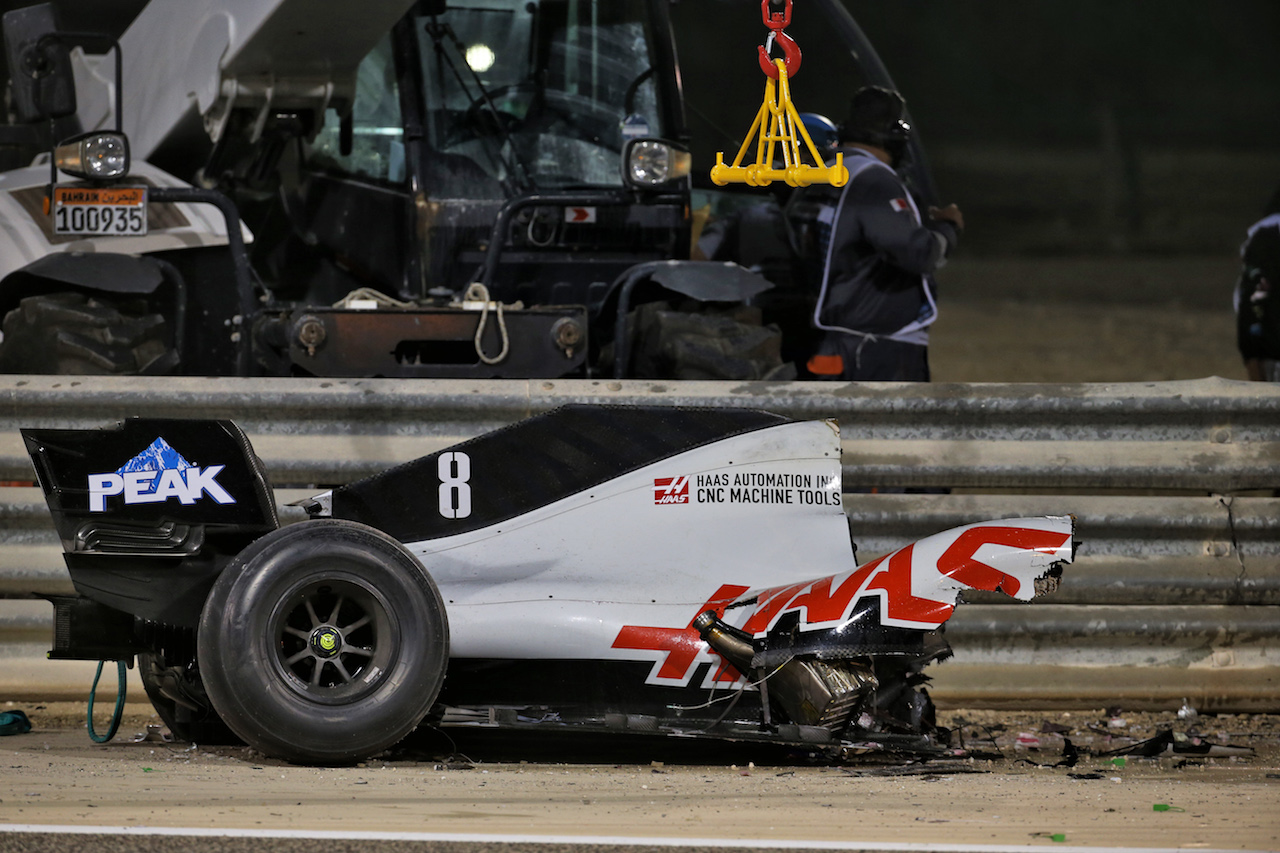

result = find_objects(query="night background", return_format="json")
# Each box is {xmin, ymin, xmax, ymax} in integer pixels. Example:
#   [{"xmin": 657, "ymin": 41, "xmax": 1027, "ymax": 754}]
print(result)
[
  {"xmin": 841, "ymin": 0, "xmax": 1280, "ymax": 258},
  {"xmin": 670, "ymin": 0, "xmax": 1280, "ymax": 257}
]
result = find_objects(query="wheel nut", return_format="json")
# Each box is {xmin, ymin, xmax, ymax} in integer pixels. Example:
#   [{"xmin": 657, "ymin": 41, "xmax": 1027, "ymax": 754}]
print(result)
[{"xmin": 309, "ymin": 627, "xmax": 342, "ymax": 659}]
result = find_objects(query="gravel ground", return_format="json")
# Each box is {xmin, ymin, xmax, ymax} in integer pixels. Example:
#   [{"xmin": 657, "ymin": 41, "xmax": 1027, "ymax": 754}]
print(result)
[
  {"xmin": 2, "ymin": 702, "xmax": 1278, "ymax": 849},
  {"xmin": 929, "ymin": 255, "xmax": 1246, "ymax": 384}
]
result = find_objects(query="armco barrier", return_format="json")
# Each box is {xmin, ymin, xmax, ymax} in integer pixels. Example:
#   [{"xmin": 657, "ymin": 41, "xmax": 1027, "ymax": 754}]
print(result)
[{"xmin": 1, "ymin": 374, "xmax": 1277, "ymax": 710}]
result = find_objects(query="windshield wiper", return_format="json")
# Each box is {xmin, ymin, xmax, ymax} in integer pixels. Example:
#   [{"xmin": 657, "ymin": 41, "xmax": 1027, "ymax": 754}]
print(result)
[{"xmin": 423, "ymin": 18, "xmax": 532, "ymax": 195}]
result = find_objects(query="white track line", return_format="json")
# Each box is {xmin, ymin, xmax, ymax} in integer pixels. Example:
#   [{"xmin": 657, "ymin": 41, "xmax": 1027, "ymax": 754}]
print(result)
[{"xmin": 0, "ymin": 826, "xmax": 1267, "ymax": 853}]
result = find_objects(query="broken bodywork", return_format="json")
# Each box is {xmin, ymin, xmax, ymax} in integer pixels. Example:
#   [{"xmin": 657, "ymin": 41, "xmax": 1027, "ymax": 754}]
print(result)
[{"xmin": 22, "ymin": 406, "xmax": 1074, "ymax": 763}]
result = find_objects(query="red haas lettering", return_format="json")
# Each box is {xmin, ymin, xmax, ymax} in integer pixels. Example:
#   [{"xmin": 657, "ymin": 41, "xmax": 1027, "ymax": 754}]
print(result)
[
  {"xmin": 653, "ymin": 476, "xmax": 689, "ymax": 505},
  {"xmin": 610, "ymin": 519, "xmax": 1072, "ymax": 688},
  {"xmin": 612, "ymin": 584, "xmax": 750, "ymax": 685},
  {"xmin": 743, "ymin": 523, "xmax": 1072, "ymax": 633}
]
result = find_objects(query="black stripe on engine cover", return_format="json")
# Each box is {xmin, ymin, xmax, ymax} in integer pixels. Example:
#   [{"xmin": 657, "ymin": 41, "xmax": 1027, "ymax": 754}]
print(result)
[{"xmin": 331, "ymin": 405, "xmax": 788, "ymax": 543}]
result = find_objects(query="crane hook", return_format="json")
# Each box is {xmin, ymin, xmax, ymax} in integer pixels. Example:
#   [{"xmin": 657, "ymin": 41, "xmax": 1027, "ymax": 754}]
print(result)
[
  {"xmin": 757, "ymin": 0, "xmax": 801, "ymax": 79},
  {"xmin": 758, "ymin": 30, "xmax": 801, "ymax": 79}
]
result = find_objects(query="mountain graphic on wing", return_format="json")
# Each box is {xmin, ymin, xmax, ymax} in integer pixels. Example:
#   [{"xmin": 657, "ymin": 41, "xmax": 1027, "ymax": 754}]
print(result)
[{"xmin": 116, "ymin": 438, "xmax": 193, "ymax": 476}]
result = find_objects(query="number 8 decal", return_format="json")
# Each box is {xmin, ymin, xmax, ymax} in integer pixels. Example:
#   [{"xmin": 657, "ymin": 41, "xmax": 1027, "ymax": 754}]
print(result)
[{"xmin": 438, "ymin": 451, "xmax": 472, "ymax": 518}]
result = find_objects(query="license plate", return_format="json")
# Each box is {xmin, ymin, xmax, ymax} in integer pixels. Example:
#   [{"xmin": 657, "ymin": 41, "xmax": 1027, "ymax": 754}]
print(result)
[{"xmin": 52, "ymin": 185, "xmax": 147, "ymax": 236}]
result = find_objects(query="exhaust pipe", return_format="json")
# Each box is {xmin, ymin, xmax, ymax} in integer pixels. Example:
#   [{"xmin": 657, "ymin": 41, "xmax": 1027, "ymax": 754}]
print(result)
[{"xmin": 694, "ymin": 610, "xmax": 876, "ymax": 731}]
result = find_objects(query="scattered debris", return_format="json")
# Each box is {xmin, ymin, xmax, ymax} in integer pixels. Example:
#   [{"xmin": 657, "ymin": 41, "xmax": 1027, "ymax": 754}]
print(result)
[
  {"xmin": 132, "ymin": 724, "xmax": 172, "ymax": 743},
  {"xmin": 1097, "ymin": 730, "xmax": 1256, "ymax": 759},
  {"xmin": 840, "ymin": 760, "xmax": 988, "ymax": 778},
  {"xmin": 434, "ymin": 761, "xmax": 476, "ymax": 771},
  {"xmin": 1014, "ymin": 732, "xmax": 1041, "ymax": 749},
  {"xmin": 1014, "ymin": 739, "xmax": 1079, "ymax": 769}
]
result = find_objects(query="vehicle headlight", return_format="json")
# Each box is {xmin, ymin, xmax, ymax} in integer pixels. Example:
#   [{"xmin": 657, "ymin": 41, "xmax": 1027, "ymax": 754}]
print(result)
[
  {"xmin": 54, "ymin": 132, "xmax": 130, "ymax": 180},
  {"xmin": 623, "ymin": 139, "xmax": 691, "ymax": 189}
]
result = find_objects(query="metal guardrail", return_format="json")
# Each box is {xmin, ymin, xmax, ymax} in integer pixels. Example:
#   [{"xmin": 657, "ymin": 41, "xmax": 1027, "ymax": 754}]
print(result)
[
  {"xmin": 3, "ymin": 374, "xmax": 1278, "ymax": 488},
  {"xmin": 1, "ymin": 375, "xmax": 1277, "ymax": 710}
]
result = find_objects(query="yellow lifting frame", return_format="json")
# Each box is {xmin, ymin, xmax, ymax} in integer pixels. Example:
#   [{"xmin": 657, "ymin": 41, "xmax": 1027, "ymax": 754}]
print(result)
[{"xmin": 710, "ymin": 58, "xmax": 849, "ymax": 189}]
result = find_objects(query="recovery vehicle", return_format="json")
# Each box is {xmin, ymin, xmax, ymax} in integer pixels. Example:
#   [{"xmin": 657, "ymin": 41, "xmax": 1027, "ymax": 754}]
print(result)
[{"xmin": 0, "ymin": 0, "xmax": 933, "ymax": 379}]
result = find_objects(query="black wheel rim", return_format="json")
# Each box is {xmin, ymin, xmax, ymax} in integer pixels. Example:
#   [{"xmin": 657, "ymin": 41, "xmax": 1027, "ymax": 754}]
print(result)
[{"xmin": 270, "ymin": 576, "xmax": 399, "ymax": 705}]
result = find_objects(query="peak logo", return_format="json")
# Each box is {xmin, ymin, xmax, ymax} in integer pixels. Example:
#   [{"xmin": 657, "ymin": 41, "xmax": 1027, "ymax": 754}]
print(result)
[
  {"xmin": 88, "ymin": 437, "xmax": 235, "ymax": 512},
  {"xmin": 653, "ymin": 476, "xmax": 689, "ymax": 505}
]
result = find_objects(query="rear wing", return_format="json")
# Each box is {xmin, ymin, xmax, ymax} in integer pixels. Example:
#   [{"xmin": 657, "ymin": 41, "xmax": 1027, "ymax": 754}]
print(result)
[{"xmin": 22, "ymin": 418, "xmax": 277, "ymax": 556}]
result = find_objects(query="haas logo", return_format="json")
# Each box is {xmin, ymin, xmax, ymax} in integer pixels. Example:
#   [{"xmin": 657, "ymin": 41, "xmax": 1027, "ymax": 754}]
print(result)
[{"xmin": 653, "ymin": 476, "xmax": 689, "ymax": 505}]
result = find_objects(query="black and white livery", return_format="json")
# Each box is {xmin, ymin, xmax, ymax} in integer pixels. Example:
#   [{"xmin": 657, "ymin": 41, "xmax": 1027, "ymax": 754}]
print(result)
[{"xmin": 24, "ymin": 406, "xmax": 1074, "ymax": 764}]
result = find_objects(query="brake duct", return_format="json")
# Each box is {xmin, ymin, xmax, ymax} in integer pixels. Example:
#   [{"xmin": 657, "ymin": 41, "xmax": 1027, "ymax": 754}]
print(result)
[{"xmin": 693, "ymin": 611, "xmax": 875, "ymax": 731}]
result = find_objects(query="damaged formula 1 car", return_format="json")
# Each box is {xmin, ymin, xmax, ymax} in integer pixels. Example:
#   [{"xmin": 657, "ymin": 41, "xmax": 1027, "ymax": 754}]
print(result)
[{"xmin": 22, "ymin": 407, "xmax": 1074, "ymax": 765}]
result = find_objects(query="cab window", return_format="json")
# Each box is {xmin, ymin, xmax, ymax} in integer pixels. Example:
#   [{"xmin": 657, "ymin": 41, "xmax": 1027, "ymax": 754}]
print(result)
[{"xmin": 309, "ymin": 33, "xmax": 407, "ymax": 185}]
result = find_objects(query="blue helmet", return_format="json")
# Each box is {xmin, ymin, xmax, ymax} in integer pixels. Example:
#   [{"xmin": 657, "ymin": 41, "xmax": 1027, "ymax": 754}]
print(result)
[{"xmin": 799, "ymin": 112, "xmax": 839, "ymax": 153}]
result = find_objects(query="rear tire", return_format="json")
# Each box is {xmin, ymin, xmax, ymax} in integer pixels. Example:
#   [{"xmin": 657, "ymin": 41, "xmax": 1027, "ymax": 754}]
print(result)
[
  {"xmin": 0, "ymin": 291, "xmax": 177, "ymax": 374},
  {"xmin": 197, "ymin": 520, "xmax": 449, "ymax": 765}
]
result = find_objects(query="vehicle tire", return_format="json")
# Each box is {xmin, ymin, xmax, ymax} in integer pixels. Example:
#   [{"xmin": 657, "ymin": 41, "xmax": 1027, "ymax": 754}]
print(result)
[
  {"xmin": 138, "ymin": 651, "xmax": 241, "ymax": 745},
  {"xmin": 628, "ymin": 301, "xmax": 796, "ymax": 380},
  {"xmin": 0, "ymin": 291, "xmax": 177, "ymax": 374},
  {"xmin": 197, "ymin": 519, "xmax": 449, "ymax": 765}
]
